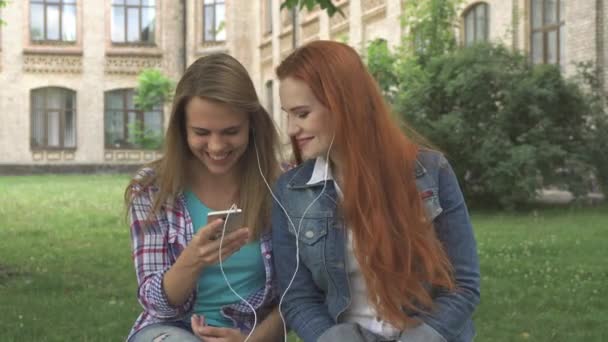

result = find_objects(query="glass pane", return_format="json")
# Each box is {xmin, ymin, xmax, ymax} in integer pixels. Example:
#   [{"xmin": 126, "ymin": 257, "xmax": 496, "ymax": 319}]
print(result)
[
  {"xmin": 144, "ymin": 111, "xmax": 162, "ymax": 131},
  {"xmin": 531, "ymin": 0, "xmax": 542, "ymax": 29},
  {"xmin": 559, "ymin": 0, "xmax": 564, "ymax": 21},
  {"xmin": 46, "ymin": 5, "xmax": 60, "ymax": 40},
  {"xmin": 112, "ymin": 0, "xmax": 125, "ymax": 4},
  {"xmin": 126, "ymin": 90, "xmax": 136, "ymax": 109},
  {"xmin": 465, "ymin": 11, "xmax": 475, "ymax": 46},
  {"xmin": 127, "ymin": 112, "xmax": 139, "ymax": 146},
  {"xmin": 265, "ymin": 0, "xmax": 272, "ymax": 33},
  {"xmin": 63, "ymin": 0, "xmax": 76, "ymax": 3},
  {"xmin": 30, "ymin": 4, "xmax": 45, "ymax": 40},
  {"xmin": 126, "ymin": 0, "xmax": 141, "ymax": 5},
  {"xmin": 45, "ymin": 0, "xmax": 60, "ymax": 3},
  {"xmin": 204, "ymin": 5, "xmax": 214, "ymax": 41},
  {"xmin": 142, "ymin": 0, "xmax": 156, "ymax": 6},
  {"xmin": 127, "ymin": 7, "xmax": 140, "ymax": 42},
  {"xmin": 215, "ymin": 3, "xmax": 225, "ymax": 41},
  {"xmin": 32, "ymin": 109, "xmax": 45, "ymax": 147},
  {"xmin": 32, "ymin": 90, "xmax": 45, "ymax": 109},
  {"xmin": 544, "ymin": 0, "xmax": 557, "ymax": 25},
  {"xmin": 47, "ymin": 111, "xmax": 60, "ymax": 147},
  {"xmin": 105, "ymin": 111, "xmax": 126, "ymax": 147},
  {"xmin": 547, "ymin": 30, "xmax": 557, "ymax": 64},
  {"xmin": 476, "ymin": 5, "xmax": 487, "ymax": 41},
  {"xmin": 63, "ymin": 91, "xmax": 76, "ymax": 110},
  {"xmin": 61, "ymin": 4, "xmax": 77, "ymax": 41},
  {"xmin": 204, "ymin": 0, "xmax": 215, "ymax": 4},
  {"xmin": 106, "ymin": 91, "xmax": 124, "ymax": 109},
  {"xmin": 559, "ymin": 25, "xmax": 565, "ymax": 65},
  {"xmin": 532, "ymin": 31, "xmax": 544, "ymax": 64},
  {"xmin": 64, "ymin": 110, "xmax": 76, "ymax": 147},
  {"xmin": 47, "ymin": 88, "xmax": 63, "ymax": 109},
  {"xmin": 265, "ymin": 81, "xmax": 273, "ymax": 115},
  {"xmin": 141, "ymin": 7, "xmax": 155, "ymax": 43},
  {"xmin": 111, "ymin": 6, "xmax": 125, "ymax": 42}
]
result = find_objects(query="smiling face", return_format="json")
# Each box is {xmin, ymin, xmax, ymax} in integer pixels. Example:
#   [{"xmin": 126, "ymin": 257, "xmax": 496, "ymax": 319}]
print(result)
[
  {"xmin": 279, "ymin": 77, "xmax": 334, "ymax": 161},
  {"xmin": 185, "ymin": 97, "xmax": 250, "ymax": 177}
]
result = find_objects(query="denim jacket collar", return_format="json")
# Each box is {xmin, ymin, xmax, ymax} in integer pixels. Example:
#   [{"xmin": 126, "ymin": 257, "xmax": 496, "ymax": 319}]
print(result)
[{"xmin": 287, "ymin": 157, "xmax": 428, "ymax": 190}]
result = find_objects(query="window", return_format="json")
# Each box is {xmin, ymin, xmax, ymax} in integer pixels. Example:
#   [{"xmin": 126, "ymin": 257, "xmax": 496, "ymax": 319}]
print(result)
[
  {"xmin": 111, "ymin": 0, "xmax": 155, "ymax": 44},
  {"xmin": 31, "ymin": 87, "xmax": 77, "ymax": 149},
  {"xmin": 203, "ymin": 0, "xmax": 225, "ymax": 42},
  {"xmin": 104, "ymin": 89, "xmax": 163, "ymax": 149},
  {"xmin": 530, "ymin": 0, "xmax": 565, "ymax": 65},
  {"xmin": 265, "ymin": 0, "xmax": 272, "ymax": 34},
  {"xmin": 265, "ymin": 80, "xmax": 273, "ymax": 115},
  {"xmin": 30, "ymin": 0, "xmax": 77, "ymax": 42},
  {"xmin": 463, "ymin": 3, "xmax": 488, "ymax": 47}
]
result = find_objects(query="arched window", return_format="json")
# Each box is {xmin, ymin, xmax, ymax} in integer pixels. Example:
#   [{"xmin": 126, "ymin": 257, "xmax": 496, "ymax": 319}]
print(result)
[
  {"xmin": 530, "ymin": 0, "xmax": 565, "ymax": 65},
  {"xmin": 463, "ymin": 3, "xmax": 489, "ymax": 47},
  {"xmin": 104, "ymin": 89, "xmax": 163, "ymax": 149},
  {"xmin": 31, "ymin": 87, "xmax": 77, "ymax": 149}
]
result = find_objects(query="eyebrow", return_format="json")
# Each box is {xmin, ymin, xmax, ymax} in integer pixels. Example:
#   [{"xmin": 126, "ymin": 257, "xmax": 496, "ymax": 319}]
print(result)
[
  {"xmin": 281, "ymin": 105, "xmax": 309, "ymax": 112},
  {"xmin": 190, "ymin": 124, "xmax": 243, "ymax": 132}
]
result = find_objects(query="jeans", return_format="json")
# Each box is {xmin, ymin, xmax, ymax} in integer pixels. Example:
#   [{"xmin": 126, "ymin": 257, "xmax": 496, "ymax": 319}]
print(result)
[
  {"xmin": 129, "ymin": 322, "xmax": 200, "ymax": 342},
  {"xmin": 317, "ymin": 322, "xmax": 447, "ymax": 342}
]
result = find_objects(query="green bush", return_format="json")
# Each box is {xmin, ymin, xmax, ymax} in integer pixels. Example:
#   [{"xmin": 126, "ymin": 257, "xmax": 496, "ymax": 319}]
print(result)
[{"xmin": 369, "ymin": 42, "xmax": 606, "ymax": 208}]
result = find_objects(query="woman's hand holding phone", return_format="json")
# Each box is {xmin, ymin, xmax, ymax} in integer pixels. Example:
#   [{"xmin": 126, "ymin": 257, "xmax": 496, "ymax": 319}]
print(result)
[{"xmin": 185, "ymin": 218, "xmax": 250, "ymax": 270}]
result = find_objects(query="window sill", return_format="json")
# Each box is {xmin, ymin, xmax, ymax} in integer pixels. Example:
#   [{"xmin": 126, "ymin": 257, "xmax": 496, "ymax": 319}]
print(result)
[
  {"xmin": 106, "ymin": 44, "xmax": 163, "ymax": 57},
  {"xmin": 31, "ymin": 147, "xmax": 77, "ymax": 151},
  {"xmin": 23, "ymin": 46, "xmax": 83, "ymax": 56},
  {"xmin": 104, "ymin": 147, "xmax": 161, "ymax": 151}
]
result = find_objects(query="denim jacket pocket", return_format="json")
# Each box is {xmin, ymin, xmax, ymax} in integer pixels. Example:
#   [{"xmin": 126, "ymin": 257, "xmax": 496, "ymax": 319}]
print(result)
[
  {"xmin": 295, "ymin": 217, "xmax": 328, "ymax": 245},
  {"xmin": 421, "ymin": 188, "xmax": 443, "ymax": 221}
]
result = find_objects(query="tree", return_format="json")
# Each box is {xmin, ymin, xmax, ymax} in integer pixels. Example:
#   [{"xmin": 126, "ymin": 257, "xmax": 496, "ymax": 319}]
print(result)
[
  {"xmin": 400, "ymin": 0, "xmax": 463, "ymax": 66},
  {"xmin": 134, "ymin": 68, "xmax": 174, "ymax": 112},
  {"xmin": 364, "ymin": 0, "xmax": 606, "ymax": 207},
  {"xmin": 0, "ymin": 0, "xmax": 7, "ymax": 25},
  {"xmin": 281, "ymin": 0, "xmax": 342, "ymax": 17},
  {"xmin": 132, "ymin": 69, "xmax": 175, "ymax": 150}
]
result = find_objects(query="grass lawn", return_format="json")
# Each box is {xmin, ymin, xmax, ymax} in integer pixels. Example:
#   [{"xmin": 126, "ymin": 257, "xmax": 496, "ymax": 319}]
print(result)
[{"xmin": 0, "ymin": 175, "xmax": 606, "ymax": 341}]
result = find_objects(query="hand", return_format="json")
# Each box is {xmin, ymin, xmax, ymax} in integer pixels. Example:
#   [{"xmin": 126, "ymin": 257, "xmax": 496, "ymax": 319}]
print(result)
[
  {"xmin": 185, "ymin": 218, "xmax": 250, "ymax": 269},
  {"xmin": 191, "ymin": 314, "xmax": 247, "ymax": 342}
]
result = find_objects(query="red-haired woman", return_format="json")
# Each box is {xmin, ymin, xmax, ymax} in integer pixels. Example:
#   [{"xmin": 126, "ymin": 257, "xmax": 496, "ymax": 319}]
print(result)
[{"xmin": 271, "ymin": 41, "xmax": 480, "ymax": 342}]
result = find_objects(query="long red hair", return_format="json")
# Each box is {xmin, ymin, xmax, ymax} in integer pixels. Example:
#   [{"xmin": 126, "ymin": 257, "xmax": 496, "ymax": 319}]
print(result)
[{"xmin": 276, "ymin": 41, "xmax": 454, "ymax": 328}]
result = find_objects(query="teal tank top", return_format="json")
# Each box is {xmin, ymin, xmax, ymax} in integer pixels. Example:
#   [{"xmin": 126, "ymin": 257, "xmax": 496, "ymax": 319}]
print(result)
[{"xmin": 184, "ymin": 190, "xmax": 265, "ymax": 327}]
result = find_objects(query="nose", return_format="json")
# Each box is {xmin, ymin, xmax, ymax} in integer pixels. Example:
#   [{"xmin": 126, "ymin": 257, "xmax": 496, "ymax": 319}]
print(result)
[
  {"xmin": 207, "ymin": 134, "xmax": 226, "ymax": 152},
  {"xmin": 286, "ymin": 115, "xmax": 300, "ymax": 137}
]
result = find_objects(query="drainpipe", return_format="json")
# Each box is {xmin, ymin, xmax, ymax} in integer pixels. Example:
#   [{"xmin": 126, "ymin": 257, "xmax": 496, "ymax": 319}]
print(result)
[
  {"xmin": 182, "ymin": 0, "xmax": 188, "ymax": 72},
  {"xmin": 291, "ymin": 7, "xmax": 297, "ymax": 50}
]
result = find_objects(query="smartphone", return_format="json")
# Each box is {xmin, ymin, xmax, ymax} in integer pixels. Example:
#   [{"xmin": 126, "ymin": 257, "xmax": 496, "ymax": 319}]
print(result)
[{"xmin": 207, "ymin": 208, "xmax": 245, "ymax": 240}]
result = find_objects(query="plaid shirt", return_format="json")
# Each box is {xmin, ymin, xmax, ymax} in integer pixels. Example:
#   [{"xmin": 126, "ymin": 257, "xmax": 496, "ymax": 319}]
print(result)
[{"xmin": 126, "ymin": 168, "xmax": 278, "ymax": 341}]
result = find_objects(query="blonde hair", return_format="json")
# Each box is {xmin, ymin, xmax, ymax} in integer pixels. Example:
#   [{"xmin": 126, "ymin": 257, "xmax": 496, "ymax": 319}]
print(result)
[{"xmin": 125, "ymin": 53, "xmax": 280, "ymax": 238}]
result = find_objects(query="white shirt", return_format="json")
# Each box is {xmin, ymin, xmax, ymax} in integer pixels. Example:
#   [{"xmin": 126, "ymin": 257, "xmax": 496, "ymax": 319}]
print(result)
[{"xmin": 306, "ymin": 157, "xmax": 401, "ymax": 339}]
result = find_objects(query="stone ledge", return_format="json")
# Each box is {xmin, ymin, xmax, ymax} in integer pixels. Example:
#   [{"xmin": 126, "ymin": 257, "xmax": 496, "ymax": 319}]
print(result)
[{"xmin": 0, "ymin": 164, "xmax": 143, "ymax": 175}]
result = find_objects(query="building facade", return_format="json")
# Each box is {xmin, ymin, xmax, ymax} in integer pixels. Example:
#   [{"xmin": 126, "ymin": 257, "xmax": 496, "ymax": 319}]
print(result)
[{"xmin": 1, "ymin": 0, "xmax": 606, "ymax": 171}]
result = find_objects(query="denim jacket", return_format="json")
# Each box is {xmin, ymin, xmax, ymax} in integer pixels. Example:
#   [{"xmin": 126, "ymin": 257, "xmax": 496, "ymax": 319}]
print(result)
[{"xmin": 271, "ymin": 150, "xmax": 480, "ymax": 342}]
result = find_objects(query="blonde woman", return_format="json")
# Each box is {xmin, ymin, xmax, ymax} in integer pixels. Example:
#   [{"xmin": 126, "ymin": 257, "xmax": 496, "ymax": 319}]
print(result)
[{"xmin": 125, "ymin": 54, "xmax": 283, "ymax": 342}]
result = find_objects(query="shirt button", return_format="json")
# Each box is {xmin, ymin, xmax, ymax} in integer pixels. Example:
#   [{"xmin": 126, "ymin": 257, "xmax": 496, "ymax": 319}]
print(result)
[
  {"xmin": 265, "ymin": 253, "xmax": 271, "ymax": 259},
  {"xmin": 305, "ymin": 230, "xmax": 314, "ymax": 238}
]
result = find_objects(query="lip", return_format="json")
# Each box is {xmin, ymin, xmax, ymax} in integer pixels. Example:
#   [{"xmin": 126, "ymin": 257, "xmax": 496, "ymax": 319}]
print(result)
[
  {"xmin": 205, "ymin": 151, "xmax": 232, "ymax": 164},
  {"xmin": 296, "ymin": 137, "xmax": 313, "ymax": 149}
]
